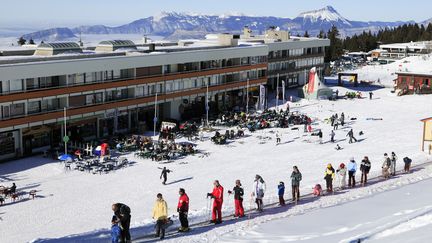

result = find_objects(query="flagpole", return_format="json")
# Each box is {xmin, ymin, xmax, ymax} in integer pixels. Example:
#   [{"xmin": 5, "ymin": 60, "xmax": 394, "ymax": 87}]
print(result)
[
  {"xmin": 206, "ymin": 80, "xmax": 209, "ymax": 127},
  {"xmin": 246, "ymin": 78, "xmax": 249, "ymax": 114},
  {"xmin": 154, "ymin": 93, "xmax": 158, "ymax": 137},
  {"xmin": 276, "ymin": 73, "xmax": 280, "ymax": 110},
  {"xmin": 64, "ymin": 107, "xmax": 67, "ymax": 154}
]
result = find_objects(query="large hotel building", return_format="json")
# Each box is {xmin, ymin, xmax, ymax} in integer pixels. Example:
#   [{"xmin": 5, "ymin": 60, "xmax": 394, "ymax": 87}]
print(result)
[{"xmin": 0, "ymin": 28, "xmax": 329, "ymax": 160}]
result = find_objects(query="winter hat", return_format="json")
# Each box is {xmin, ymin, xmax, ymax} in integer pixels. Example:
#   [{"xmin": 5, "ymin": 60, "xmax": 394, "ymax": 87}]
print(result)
[
  {"xmin": 327, "ymin": 164, "xmax": 332, "ymax": 168},
  {"xmin": 384, "ymin": 153, "xmax": 388, "ymax": 156},
  {"xmin": 340, "ymin": 163, "xmax": 345, "ymax": 168},
  {"xmin": 279, "ymin": 181, "xmax": 284, "ymax": 185},
  {"xmin": 350, "ymin": 157, "xmax": 355, "ymax": 162},
  {"xmin": 179, "ymin": 188, "xmax": 185, "ymax": 193}
]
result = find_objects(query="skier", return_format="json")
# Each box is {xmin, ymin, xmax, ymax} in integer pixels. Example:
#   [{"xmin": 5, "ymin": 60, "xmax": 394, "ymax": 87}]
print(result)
[
  {"xmin": 390, "ymin": 152, "xmax": 398, "ymax": 176},
  {"xmin": 275, "ymin": 131, "xmax": 281, "ymax": 144},
  {"xmin": 324, "ymin": 164, "xmax": 335, "ymax": 193},
  {"xmin": 330, "ymin": 115, "xmax": 335, "ymax": 127},
  {"xmin": 152, "ymin": 193, "xmax": 168, "ymax": 240},
  {"xmin": 111, "ymin": 203, "xmax": 131, "ymax": 243},
  {"xmin": 278, "ymin": 182, "xmax": 285, "ymax": 206},
  {"xmin": 360, "ymin": 156, "xmax": 371, "ymax": 185},
  {"xmin": 381, "ymin": 153, "xmax": 391, "ymax": 179},
  {"xmin": 291, "ymin": 166, "xmax": 302, "ymax": 202},
  {"xmin": 207, "ymin": 180, "xmax": 224, "ymax": 224},
  {"xmin": 340, "ymin": 113, "xmax": 345, "ymax": 127},
  {"xmin": 317, "ymin": 129, "xmax": 323, "ymax": 144},
  {"xmin": 333, "ymin": 121, "xmax": 339, "ymax": 130},
  {"xmin": 228, "ymin": 180, "xmax": 245, "ymax": 218},
  {"xmin": 369, "ymin": 91, "xmax": 373, "ymax": 100},
  {"xmin": 403, "ymin": 157, "xmax": 412, "ymax": 173},
  {"xmin": 111, "ymin": 216, "xmax": 122, "ymax": 243},
  {"xmin": 336, "ymin": 163, "xmax": 347, "ymax": 189},
  {"xmin": 177, "ymin": 188, "xmax": 190, "ymax": 232},
  {"xmin": 160, "ymin": 167, "xmax": 172, "ymax": 185},
  {"xmin": 347, "ymin": 158, "xmax": 357, "ymax": 187},
  {"xmin": 346, "ymin": 129, "xmax": 357, "ymax": 143},
  {"xmin": 252, "ymin": 175, "xmax": 266, "ymax": 212},
  {"xmin": 330, "ymin": 130, "xmax": 335, "ymax": 143}
]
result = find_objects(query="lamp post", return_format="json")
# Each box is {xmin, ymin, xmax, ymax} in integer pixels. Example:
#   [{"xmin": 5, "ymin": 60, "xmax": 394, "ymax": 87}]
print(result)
[
  {"xmin": 276, "ymin": 73, "xmax": 280, "ymax": 110},
  {"xmin": 63, "ymin": 107, "xmax": 68, "ymax": 154},
  {"xmin": 246, "ymin": 78, "xmax": 249, "ymax": 114},
  {"xmin": 206, "ymin": 80, "xmax": 209, "ymax": 127}
]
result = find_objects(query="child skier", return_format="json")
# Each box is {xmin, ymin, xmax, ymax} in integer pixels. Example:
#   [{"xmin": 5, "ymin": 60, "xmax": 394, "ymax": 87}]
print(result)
[
  {"xmin": 228, "ymin": 180, "xmax": 245, "ymax": 218},
  {"xmin": 336, "ymin": 163, "xmax": 347, "ymax": 189},
  {"xmin": 111, "ymin": 216, "xmax": 121, "ymax": 243},
  {"xmin": 324, "ymin": 164, "xmax": 335, "ymax": 193},
  {"xmin": 278, "ymin": 182, "xmax": 285, "ymax": 206}
]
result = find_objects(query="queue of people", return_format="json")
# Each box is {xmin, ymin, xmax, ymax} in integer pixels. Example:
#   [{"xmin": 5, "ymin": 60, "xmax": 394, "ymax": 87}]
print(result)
[{"xmin": 109, "ymin": 152, "xmax": 412, "ymax": 242}]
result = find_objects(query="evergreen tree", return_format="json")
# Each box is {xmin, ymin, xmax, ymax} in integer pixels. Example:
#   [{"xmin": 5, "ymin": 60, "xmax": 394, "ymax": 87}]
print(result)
[
  {"xmin": 303, "ymin": 31, "xmax": 310, "ymax": 38},
  {"xmin": 17, "ymin": 37, "xmax": 26, "ymax": 46}
]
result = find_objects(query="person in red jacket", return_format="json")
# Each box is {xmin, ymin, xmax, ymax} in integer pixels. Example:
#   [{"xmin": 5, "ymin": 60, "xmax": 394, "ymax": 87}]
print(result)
[
  {"xmin": 207, "ymin": 180, "xmax": 224, "ymax": 224},
  {"xmin": 177, "ymin": 188, "xmax": 190, "ymax": 232}
]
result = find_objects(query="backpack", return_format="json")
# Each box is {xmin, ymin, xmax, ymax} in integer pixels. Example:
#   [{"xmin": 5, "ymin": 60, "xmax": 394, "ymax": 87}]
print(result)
[
  {"xmin": 403, "ymin": 157, "xmax": 412, "ymax": 164},
  {"xmin": 120, "ymin": 204, "xmax": 131, "ymax": 215},
  {"xmin": 386, "ymin": 158, "xmax": 391, "ymax": 167}
]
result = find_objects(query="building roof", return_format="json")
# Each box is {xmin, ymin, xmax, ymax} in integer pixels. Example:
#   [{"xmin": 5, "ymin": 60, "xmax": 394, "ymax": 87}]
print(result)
[
  {"xmin": 98, "ymin": 40, "xmax": 137, "ymax": 48},
  {"xmin": 38, "ymin": 42, "xmax": 81, "ymax": 50},
  {"xmin": 421, "ymin": 117, "xmax": 432, "ymax": 122}
]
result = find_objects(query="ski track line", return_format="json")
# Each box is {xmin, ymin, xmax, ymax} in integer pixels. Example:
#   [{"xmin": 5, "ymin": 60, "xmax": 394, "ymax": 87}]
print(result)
[
  {"xmin": 341, "ymin": 206, "xmax": 432, "ymax": 243},
  {"xmin": 134, "ymin": 160, "xmax": 432, "ymax": 242}
]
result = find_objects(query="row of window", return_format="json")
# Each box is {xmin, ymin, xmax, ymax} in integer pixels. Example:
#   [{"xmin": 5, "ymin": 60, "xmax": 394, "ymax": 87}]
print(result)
[
  {"xmin": 268, "ymin": 57, "xmax": 325, "ymax": 71},
  {"xmin": 0, "ymin": 69, "xmax": 266, "ymax": 120},
  {"xmin": 0, "ymin": 56, "xmax": 267, "ymax": 94},
  {"xmin": 268, "ymin": 47, "xmax": 325, "ymax": 59}
]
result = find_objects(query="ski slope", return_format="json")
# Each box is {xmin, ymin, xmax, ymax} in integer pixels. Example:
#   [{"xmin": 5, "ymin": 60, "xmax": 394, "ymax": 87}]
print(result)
[{"xmin": 1, "ymin": 57, "xmax": 432, "ymax": 242}]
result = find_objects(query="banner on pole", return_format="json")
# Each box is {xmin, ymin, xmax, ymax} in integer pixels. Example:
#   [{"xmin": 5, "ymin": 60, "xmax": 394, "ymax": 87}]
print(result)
[
  {"xmin": 259, "ymin": 85, "xmax": 266, "ymax": 110},
  {"xmin": 281, "ymin": 80, "xmax": 286, "ymax": 102}
]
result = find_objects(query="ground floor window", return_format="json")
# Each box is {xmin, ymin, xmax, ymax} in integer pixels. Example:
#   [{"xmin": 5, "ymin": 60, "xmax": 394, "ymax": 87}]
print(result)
[{"xmin": 0, "ymin": 132, "xmax": 15, "ymax": 156}]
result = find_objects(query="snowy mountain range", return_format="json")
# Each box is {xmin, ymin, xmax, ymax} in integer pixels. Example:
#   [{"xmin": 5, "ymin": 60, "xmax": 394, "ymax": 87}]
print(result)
[{"xmin": 21, "ymin": 6, "xmax": 423, "ymax": 41}]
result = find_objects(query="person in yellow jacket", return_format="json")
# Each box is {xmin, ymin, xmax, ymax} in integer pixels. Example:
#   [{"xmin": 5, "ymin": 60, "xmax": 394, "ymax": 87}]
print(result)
[
  {"xmin": 152, "ymin": 193, "xmax": 168, "ymax": 240},
  {"xmin": 324, "ymin": 163, "xmax": 335, "ymax": 193}
]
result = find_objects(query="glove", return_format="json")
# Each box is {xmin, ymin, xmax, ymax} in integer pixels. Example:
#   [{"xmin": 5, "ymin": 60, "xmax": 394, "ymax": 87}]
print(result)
[
  {"xmin": 207, "ymin": 193, "xmax": 212, "ymax": 198},
  {"xmin": 177, "ymin": 208, "xmax": 179, "ymax": 213},
  {"xmin": 228, "ymin": 190, "xmax": 232, "ymax": 194}
]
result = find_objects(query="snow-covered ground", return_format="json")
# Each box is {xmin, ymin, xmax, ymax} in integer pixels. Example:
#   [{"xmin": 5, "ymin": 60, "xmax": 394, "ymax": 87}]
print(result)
[{"xmin": 1, "ymin": 58, "xmax": 432, "ymax": 242}]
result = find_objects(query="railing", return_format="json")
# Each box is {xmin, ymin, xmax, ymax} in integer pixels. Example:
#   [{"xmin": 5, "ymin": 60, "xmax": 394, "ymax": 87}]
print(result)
[
  {"xmin": 268, "ymin": 53, "xmax": 324, "ymax": 63},
  {"xmin": 0, "ymin": 62, "xmax": 266, "ymax": 96}
]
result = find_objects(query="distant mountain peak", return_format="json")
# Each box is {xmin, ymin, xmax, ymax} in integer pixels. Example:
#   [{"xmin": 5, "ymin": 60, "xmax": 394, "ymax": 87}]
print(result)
[{"xmin": 297, "ymin": 5, "xmax": 351, "ymax": 26}]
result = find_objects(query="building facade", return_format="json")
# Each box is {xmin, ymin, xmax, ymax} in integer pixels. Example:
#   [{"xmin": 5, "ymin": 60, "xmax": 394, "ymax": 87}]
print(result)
[{"xmin": 0, "ymin": 32, "xmax": 329, "ymax": 160}]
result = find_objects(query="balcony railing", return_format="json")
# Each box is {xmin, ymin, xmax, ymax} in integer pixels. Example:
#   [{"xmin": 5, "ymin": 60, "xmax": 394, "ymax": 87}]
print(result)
[
  {"xmin": 0, "ymin": 77, "xmax": 266, "ymax": 122},
  {"xmin": 0, "ymin": 62, "xmax": 266, "ymax": 96}
]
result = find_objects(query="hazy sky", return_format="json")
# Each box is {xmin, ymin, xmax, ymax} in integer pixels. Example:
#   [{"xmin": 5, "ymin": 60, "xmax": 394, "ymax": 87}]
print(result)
[{"xmin": 1, "ymin": 0, "xmax": 430, "ymax": 28}]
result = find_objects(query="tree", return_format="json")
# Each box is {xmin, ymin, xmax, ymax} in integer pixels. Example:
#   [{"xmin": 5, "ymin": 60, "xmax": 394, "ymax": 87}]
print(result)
[
  {"xmin": 17, "ymin": 37, "xmax": 26, "ymax": 46},
  {"xmin": 325, "ymin": 26, "xmax": 344, "ymax": 62},
  {"xmin": 29, "ymin": 38, "xmax": 35, "ymax": 45},
  {"xmin": 303, "ymin": 31, "xmax": 310, "ymax": 38},
  {"xmin": 317, "ymin": 30, "xmax": 325, "ymax": 38}
]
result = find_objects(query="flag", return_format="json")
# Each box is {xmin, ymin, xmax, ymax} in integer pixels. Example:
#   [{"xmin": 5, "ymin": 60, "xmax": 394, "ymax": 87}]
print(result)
[{"xmin": 259, "ymin": 85, "xmax": 266, "ymax": 110}]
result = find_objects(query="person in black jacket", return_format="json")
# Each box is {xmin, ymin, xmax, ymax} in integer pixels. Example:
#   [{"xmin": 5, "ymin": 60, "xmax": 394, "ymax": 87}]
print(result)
[
  {"xmin": 228, "ymin": 180, "xmax": 244, "ymax": 217},
  {"xmin": 360, "ymin": 156, "xmax": 372, "ymax": 185},
  {"xmin": 160, "ymin": 167, "xmax": 172, "ymax": 185},
  {"xmin": 112, "ymin": 203, "xmax": 131, "ymax": 243}
]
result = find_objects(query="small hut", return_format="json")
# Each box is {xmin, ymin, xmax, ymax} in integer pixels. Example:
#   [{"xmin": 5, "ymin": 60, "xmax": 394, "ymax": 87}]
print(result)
[{"xmin": 421, "ymin": 117, "xmax": 432, "ymax": 154}]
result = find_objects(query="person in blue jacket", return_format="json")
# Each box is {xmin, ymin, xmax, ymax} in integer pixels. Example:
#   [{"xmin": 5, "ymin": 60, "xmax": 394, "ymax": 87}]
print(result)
[
  {"xmin": 111, "ymin": 216, "xmax": 121, "ymax": 243},
  {"xmin": 347, "ymin": 158, "xmax": 357, "ymax": 187},
  {"xmin": 278, "ymin": 182, "xmax": 285, "ymax": 206}
]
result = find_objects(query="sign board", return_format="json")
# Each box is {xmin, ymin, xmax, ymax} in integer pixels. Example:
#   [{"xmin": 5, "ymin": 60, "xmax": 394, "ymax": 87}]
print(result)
[
  {"xmin": 63, "ymin": 135, "xmax": 70, "ymax": 143},
  {"xmin": 425, "ymin": 120, "xmax": 432, "ymax": 141}
]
